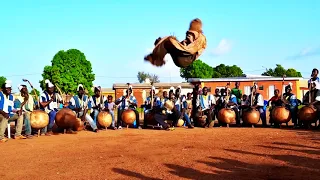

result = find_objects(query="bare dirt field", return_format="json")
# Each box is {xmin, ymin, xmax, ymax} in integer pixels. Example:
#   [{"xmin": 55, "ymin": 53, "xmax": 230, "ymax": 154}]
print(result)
[{"xmin": 0, "ymin": 127, "xmax": 319, "ymax": 180}]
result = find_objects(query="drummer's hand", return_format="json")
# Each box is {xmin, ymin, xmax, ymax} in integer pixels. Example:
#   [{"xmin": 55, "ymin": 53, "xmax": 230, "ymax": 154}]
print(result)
[
  {"xmin": 81, "ymin": 115, "xmax": 86, "ymax": 122},
  {"xmin": 18, "ymin": 109, "xmax": 23, "ymax": 116}
]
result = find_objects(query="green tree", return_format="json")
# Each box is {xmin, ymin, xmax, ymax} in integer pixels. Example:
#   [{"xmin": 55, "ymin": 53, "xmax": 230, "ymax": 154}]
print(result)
[
  {"xmin": 212, "ymin": 64, "xmax": 243, "ymax": 78},
  {"xmin": 0, "ymin": 76, "xmax": 6, "ymax": 89},
  {"xmin": 40, "ymin": 49, "xmax": 95, "ymax": 95},
  {"xmin": 262, "ymin": 64, "xmax": 302, "ymax": 77},
  {"xmin": 137, "ymin": 72, "xmax": 160, "ymax": 83},
  {"xmin": 180, "ymin": 60, "xmax": 213, "ymax": 80},
  {"xmin": 29, "ymin": 88, "xmax": 40, "ymax": 97}
]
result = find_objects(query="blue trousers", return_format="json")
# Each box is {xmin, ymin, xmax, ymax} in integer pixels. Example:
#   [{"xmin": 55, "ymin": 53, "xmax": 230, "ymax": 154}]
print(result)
[{"xmin": 41, "ymin": 110, "xmax": 57, "ymax": 133}]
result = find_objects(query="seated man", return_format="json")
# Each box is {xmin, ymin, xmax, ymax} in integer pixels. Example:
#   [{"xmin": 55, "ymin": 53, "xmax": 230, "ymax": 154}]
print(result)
[
  {"xmin": 39, "ymin": 79, "xmax": 62, "ymax": 136},
  {"xmin": 89, "ymin": 86, "xmax": 107, "ymax": 127},
  {"xmin": 115, "ymin": 86, "xmax": 141, "ymax": 129},
  {"xmin": 69, "ymin": 84, "xmax": 98, "ymax": 133},
  {"xmin": 196, "ymin": 87, "xmax": 215, "ymax": 128},
  {"xmin": 0, "ymin": 80, "xmax": 26, "ymax": 143},
  {"xmin": 267, "ymin": 89, "xmax": 282, "ymax": 126},
  {"xmin": 283, "ymin": 84, "xmax": 299, "ymax": 127},
  {"xmin": 174, "ymin": 86, "xmax": 193, "ymax": 128},
  {"xmin": 15, "ymin": 84, "xmax": 34, "ymax": 138},
  {"xmin": 225, "ymin": 88, "xmax": 240, "ymax": 126},
  {"xmin": 246, "ymin": 85, "xmax": 267, "ymax": 127}
]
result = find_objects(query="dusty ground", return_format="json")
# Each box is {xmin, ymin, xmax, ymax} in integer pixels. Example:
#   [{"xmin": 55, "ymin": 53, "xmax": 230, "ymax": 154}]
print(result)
[{"xmin": 0, "ymin": 127, "xmax": 319, "ymax": 180}]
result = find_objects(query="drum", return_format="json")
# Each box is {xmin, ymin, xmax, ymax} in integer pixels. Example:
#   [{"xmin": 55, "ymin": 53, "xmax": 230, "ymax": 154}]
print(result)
[
  {"xmin": 164, "ymin": 100, "xmax": 174, "ymax": 111},
  {"xmin": 144, "ymin": 109, "xmax": 157, "ymax": 126},
  {"xmin": 73, "ymin": 118, "xmax": 84, "ymax": 131},
  {"xmin": 30, "ymin": 110, "xmax": 49, "ymax": 129},
  {"xmin": 55, "ymin": 108, "xmax": 81, "ymax": 130},
  {"xmin": 176, "ymin": 119, "xmax": 184, "ymax": 127},
  {"xmin": 242, "ymin": 108, "xmax": 260, "ymax": 125},
  {"xmin": 121, "ymin": 109, "xmax": 136, "ymax": 125},
  {"xmin": 298, "ymin": 105, "xmax": 318, "ymax": 122},
  {"xmin": 97, "ymin": 111, "xmax": 112, "ymax": 128},
  {"xmin": 217, "ymin": 108, "xmax": 236, "ymax": 124},
  {"xmin": 271, "ymin": 106, "xmax": 291, "ymax": 124}
]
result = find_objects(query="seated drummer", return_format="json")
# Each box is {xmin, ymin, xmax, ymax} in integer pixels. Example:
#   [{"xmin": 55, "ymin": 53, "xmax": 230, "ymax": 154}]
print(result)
[
  {"xmin": 153, "ymin": 89, "xmax": 178, "ymax": 131},
  {"xmin": 267, "ymin": 89, "xmax": 282, "ymax": 127},
  {"xmin": 246, "ymin": 85, "xmax": 267, "ymax": 127},
  {"xmin": 225, "ymin": 88, "xmax": 240, "ymax": 126},
  {"xmin": 89, "ymin": 86, "xmax": 107, "ymax": 127},
  {"xmin": 39, "ymin": 80, "xmax": 62, "ymax": 136},
  {"xmin": 115, "ymin": 86, "xmax": 141, "ymax": 129},
  {"xmin": 213, "ymin": 88, "xmax": 222, "ymax": 120},
  {"xmin": 302, "ymin": 81, "xmax": 320, "ymax": 127},
  {"xmin": 282, "ymin": 84, "xmax": 299, "ymax": 128},
  {"xmin": 196, "ymin": 87, "xmax": 215, "ymax": 128},
  {"xmin": 174, "ymin": 86, "xmax": 194, "ymax": 128},
  {"xmin": 68, "ymin": 84, "xmax": 98, "ymax": 133}
]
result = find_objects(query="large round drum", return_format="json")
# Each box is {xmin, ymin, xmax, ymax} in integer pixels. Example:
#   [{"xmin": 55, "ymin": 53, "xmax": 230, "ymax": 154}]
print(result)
[
  {"xmin": 217, "ymin": 108, "xmax": 236, "ymax": 124},
  {"xmin": 121, "ymin": 109, "xmax": 136, "ymax": 125},
  {"xmin": 242, "ymin": 108, "xmax": 260, "ymax": 125},
  {"xmin": 144, "ymin": 109, "xmax": 157, "ymax": 126},
  {"xmin": 176, "ymin": 119, "xmax": 184, "ymax": 127},
  {"xmin": 30, "ymin": 110, "xmax": 49, "ymax": 129},
  {"xmin": 55, "ymin": 108, "xmax": 81, "ymax": 130},
  {"xmin": 271, "ymin": 106, "xmax": 291, "ymax": 124},
  {"xmin": 164, "ymin": 100, "xmax": 174, "ymax": 111},
  {"xmin": 73, "ymin": 118, "xmax": 84, "ymax": 131},
  {"xmin": 298, "ymin": 106, "xmax": 318, "ymax": 122},
  {"xmin": 98, "ymin": 111, "xmax": 112, "ymax": 127}
]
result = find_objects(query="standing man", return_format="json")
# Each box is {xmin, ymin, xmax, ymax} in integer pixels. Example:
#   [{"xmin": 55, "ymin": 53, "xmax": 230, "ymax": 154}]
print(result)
[
  {"xmin": 231, "ymin": 82, "xmax": 242, "ymax": 105},
  {"xmin": 115, "ymin": 85, "xmax": 141, "ymax": 129},
  {"xmin": 39, "ymin": 79, "xmax": 62, "ymax": 136},
  {"xmin": 89, "ymin": 86, "xmax": 107, "ymax": 127},
  {"xmin": 0, "ymin": 80, "xmax": 26, "ymax": 142},
  {"xmin": 15, "ymin": 84, "xmax": 34, "ymax": 138},
  {"xmin": 196, "ymin": 87, "xmax": 215, "ymax": 128},
  {"xmin": 69, "ymin": 84, "xmax": 98, "ymax": 133}
]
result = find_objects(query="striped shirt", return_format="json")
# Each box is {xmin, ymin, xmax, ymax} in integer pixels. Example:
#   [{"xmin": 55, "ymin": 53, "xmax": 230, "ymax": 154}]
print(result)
[
  {"xmin": 0, "ymin": 92, "xmax": 15, "ymax": 115},
  {"xmin": 40, "ymin": 91, "xmax": 62, "ymax": 113}
]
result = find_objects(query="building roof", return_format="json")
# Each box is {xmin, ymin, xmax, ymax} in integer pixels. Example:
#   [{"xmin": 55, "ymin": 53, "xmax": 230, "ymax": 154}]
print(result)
[
  {"xmin": 101, "ymin": 88, "xmax": 114, "ymax": 92},
  {"xmin": 113, "ymin": 82, "xmax": 193, "ymax": 89},
  {"xmin": 188, "ymin": 76, "xmax": 303, "ymax": 82}
]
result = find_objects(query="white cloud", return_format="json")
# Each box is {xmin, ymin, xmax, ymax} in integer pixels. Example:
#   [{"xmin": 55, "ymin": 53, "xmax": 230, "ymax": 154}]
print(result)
[
  {"xmin": 287, "ymin": 46, "xmax": 320, "ymax": 60},
  {"xmin": 212, "ymin": 39, "xmax": 233, "ymax": 56}
]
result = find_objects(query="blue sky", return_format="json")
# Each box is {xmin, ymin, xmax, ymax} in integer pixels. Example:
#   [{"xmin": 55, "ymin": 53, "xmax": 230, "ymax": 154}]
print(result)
[{"xmin": 1, "ymin": 0, "xmax": 319, "ymax": 92}]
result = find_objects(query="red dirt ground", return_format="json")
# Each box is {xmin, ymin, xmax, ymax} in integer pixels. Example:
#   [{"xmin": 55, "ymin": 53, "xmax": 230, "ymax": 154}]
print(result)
[{"xmin": 0, "ymin": 127, "xmax": 319, "ymax": 180}]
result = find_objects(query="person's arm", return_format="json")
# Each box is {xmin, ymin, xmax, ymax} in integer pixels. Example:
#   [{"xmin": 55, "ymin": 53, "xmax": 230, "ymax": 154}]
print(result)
[
  {"xmin": 0, "ymin": 96, "xmax": 9, "ymax": 118},
  {"xmin": 39, "ymin": 93, "xmax": 54, "ymax": 108},
  {"xmin": 115, "ymin": 97, "xmax": 123, "ymax": 105},
  {"xmin": 68, "ymin": 97, "xmax": 77, "ymax": 110},
  {"xmin": 129, "ymin": 96, "xmax": 138, "ymax": 107}
]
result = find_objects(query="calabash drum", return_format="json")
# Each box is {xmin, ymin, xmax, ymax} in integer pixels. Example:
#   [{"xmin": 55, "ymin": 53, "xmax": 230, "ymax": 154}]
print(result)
[
  {"xmin": 271, "ymin": 106, "xmax": 291, "ymax": 124},
  {"xmin": 121, "ymin": 109, "xmax": 136, "ymax": 125},
  {"xmin": 176, "ymin": 119, "xmax": 184, "ymax": 127},
  {"xmin": 198, "ymin": 113, "xmax": 207, "ymax": 127},
  {"xmin": 55, "ymin": 108, "xmax": 80, "ymax": 130},
  {"xmin": 97, "ymin": 111, "xmax": 112, "ymax": 128},
  {"xmin": 242, "ymin": 108, "xmax": 260, "ymax": 125},
  {"xmin": 217, "ymin": 108, "xmax": 236, "ymax": 124},
  {"xmin": 298, "ymin": 106, "xmax": 318, "ymax": 122},
  {"xmin": 144, "ymin": 109, "xmax": 157, "ymax": 126},
  {"xmin": 30, "ymin": 110, "xmax": 49, "ymax": 129},
  {"xmin": 164, "ymin": 100, "xmax": 174, "ymax": 111},
  {"xmin": 73, "ymin": 118, "xmax": 84, "ymax": 131}
]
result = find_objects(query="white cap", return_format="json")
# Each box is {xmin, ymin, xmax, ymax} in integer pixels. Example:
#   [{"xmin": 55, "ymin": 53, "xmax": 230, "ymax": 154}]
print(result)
[
  {"xmin": 94, "ymin": 85, "xmax": 101, "ymax": 91},
  {"xmin": 45, "ymin": 79, "xmax": 54, "ymax": 88},
  {"xmin": 77, "ymin": 84, "xmax": 84, "ymax": 91},
  {"xmin": 18, "ymin": 84, "xmax": 24, "ymax": 91},
  {"xmin": 169, "ymin": 86, "xmax": 175, "ymax": 91},
  {"xmin": 151, "ymin": 86, "xmax": 155, "ymax": 90},
  {"xmin": 5, "ymin": 80, "xmax": 12, "ymax": 88},
  {"xmin": 177, "ymin": 85, "xmax": 182, "ymax": 90}
]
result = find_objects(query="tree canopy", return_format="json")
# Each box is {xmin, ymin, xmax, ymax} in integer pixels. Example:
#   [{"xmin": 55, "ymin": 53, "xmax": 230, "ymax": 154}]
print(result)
[
  {"xmin": 180, "ymin": 60, "xmax": 213, "ymax": 80},
  {"xmin": 262, "ymin": 64, "xmax": 302, "ymax": 77},
  {"xmin": 40, "ymin": 49, "xmax": 95, "ymax": 95},
  {"xmin": 137, "ymin": 72, "xmax": 160, "ymax": 83},
  {"xmin": 29, "ymin": 88, "xmax": 40, "ymax": 97},
  {"xmin": 0, "ymin": 76, "xmax": 6, "ymax": 89},
  {"xmin": 212, "ymin": 64, "xmax": 244, "ymax": 78}
]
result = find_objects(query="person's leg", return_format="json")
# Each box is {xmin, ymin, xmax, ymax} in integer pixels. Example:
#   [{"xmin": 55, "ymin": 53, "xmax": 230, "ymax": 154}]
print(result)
[
  {"xmin": 11, "ymin": 114, "xmax": 26, "ymax": 139},
  {"xmin": 154, "ymin": 113, "xmax": 169, "ymax": 130},
  {"xmin": 134, "ymin": 109, "xmax": 141, "ymax": 129},
  {"xmin": 259, "ymin": 108, "xmax": 267, "ymax": 126},
  {"xmin": 92, "ymin": 109, "xmax": 99, "ymax": 125},
  {"xmin": 117, "ymin": 109, "xmax": 123, "ymax": 129},
  {"xmin": 290, "ymin": 107, "xmax": 298, "ymax": 127},
  {"xmin": 110, "ymin": 111, "xmax": 116, "ymax": 128},
  {"xmin": 0, "ymin": 115, "xmax": 9, "ymax": 142},
  {"xmin": 206, "ymin": 110, "xmax": 213, "ymax": 127},
  {"xmin": 183, "ymin": 113, "xmax": 193, "ymax": 128},
  {"xmin": 232, "ymin": 107, "xmax": 240, "ymax": 126},
  {"xmin": 85, "ymin": 114, "xmax": 98, "ymax": 132},
  {"xmin": 46, "ymin": 110, "xmax": 57, "ymax": 134},
  {"xmin": 24, "ymin": 112, "xmax": 32, "ymax": 138}
]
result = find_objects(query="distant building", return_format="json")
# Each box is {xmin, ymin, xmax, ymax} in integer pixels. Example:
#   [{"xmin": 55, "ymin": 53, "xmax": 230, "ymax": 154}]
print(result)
[
  {"xmin": 188, "ymin": 75, "xmax": 305, "ymax": 100},
  {"xmin": 112, "ymin": 83, "xmax": 193, "ymax": 107}
]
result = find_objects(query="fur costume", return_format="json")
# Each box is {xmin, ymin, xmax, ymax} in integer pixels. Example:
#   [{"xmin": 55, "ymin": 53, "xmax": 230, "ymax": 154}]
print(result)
[{"xmin": 144, "ymin": 18, "xmax": 207, "ymax": 68}]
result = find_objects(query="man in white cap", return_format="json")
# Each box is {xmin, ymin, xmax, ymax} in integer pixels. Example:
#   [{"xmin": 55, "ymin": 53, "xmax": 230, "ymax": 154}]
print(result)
[
  {"xmin": 246, "ymin": 84, "xmax": 266, "ymax": 127},
  {"xmin": 15, "ymin": 84, "xmax": 34, "ymax": 138},
  {"xmin": 144, "ymin": 86, "xmax": 161, "ymax": 128},
  {"xmin": 39, "ymin": 79, "xmax": 62, "ymax": 136},
  {"xmin": 0, "ymin": 80, "xmax": 26, "ymax": 142},
  {"xmin": 303, "ymin": 81, "xmax": 320, "ymax": 128},
  {"xmin": 69, "ymin": 84, "xmax": 98, "ymax": 132},
  {"xmin": 89, "ymin": 85, "xmax": 107, "ymax": 128},
  {"xmin": 282, "ymin": 83, "xmax": 299, "ymax": 128}
]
